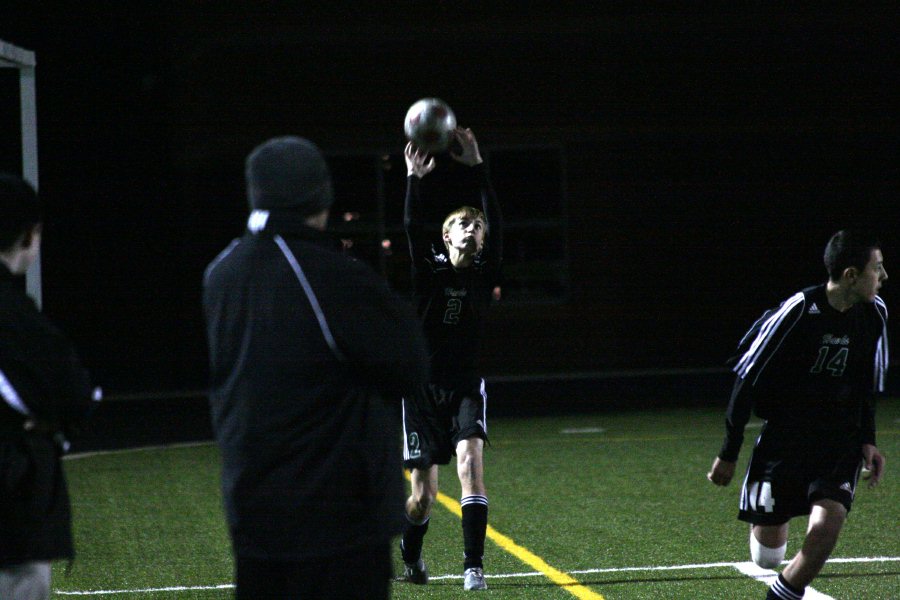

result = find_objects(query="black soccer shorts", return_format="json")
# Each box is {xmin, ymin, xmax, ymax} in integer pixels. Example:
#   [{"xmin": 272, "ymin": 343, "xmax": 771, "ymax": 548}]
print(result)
[
  {"xmin": 738, "ymin": 422, "xmax": 864, "ymax": 525},
  {"xmin": 401, "ymin": 379, "xmax": 488, "ymax": 470}
]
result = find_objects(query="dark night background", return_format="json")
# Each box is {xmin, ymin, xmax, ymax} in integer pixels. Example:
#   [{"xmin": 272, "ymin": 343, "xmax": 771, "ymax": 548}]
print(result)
[{"xmin": 2, "ymin": 4, "xmax": 897, "ymax": 402}]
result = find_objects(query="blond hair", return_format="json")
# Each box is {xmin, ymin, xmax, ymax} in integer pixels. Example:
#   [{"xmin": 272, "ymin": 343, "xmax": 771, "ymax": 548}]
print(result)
[{"xmin": 441, "ymin": 206, "xmax": 486, "ymax": 250}]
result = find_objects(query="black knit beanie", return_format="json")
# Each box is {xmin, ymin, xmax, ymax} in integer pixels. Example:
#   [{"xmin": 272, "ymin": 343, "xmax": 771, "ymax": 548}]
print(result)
[{"xmin": 245, "ymin": 136, "xmax": 334, "ymax": 214}]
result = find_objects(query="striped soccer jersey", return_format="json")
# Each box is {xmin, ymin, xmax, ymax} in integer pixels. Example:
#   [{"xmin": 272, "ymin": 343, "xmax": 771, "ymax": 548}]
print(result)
[{"xmin": 719, "ymin": 284, "xmax": 888, "ymax": 462}]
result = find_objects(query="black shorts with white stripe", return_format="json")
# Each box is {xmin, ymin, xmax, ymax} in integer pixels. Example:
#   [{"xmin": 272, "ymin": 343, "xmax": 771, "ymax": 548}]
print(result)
[
  {"xmin": 401, "ymin": 379, "xmax": 488, "ymax": 470},
  {"xmin": 738, "ymin": 422, "xmax": 863, "ymax": 525}
]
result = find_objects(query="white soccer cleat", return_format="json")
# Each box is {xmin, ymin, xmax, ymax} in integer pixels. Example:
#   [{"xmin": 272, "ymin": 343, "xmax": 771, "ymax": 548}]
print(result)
[{"xmin": 463, "ymin": 567, "xmax": 487, "ymax": 591}]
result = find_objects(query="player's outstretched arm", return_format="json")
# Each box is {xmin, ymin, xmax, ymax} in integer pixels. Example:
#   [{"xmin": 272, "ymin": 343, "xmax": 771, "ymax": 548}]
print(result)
[
  {"xmin": 450, "ymin": 127, "xmax": 483, "ymax": 166},
  {"xmin": 403, "ymin": 142, "xmax": 431, "ymax": 263},
  {"xmin": 405, "ymin": 142, "xmax": 435, "ymax": 179},
  {"xmin": 862, "ymin": 443, "xmax": 885, "ymax": 488},
  {"xmin": 707, "ymin": 457, "xmax": 736, "ymax": 486},
  {"xmin": 455, "ymin": 127, "xmax": 502, "ymax": 262}
]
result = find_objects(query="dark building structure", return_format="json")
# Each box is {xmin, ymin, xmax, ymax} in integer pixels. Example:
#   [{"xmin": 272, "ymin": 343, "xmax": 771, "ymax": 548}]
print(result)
[{"xmin": 1, "ymin": 5, "xmax": 897, "ymax": 401}]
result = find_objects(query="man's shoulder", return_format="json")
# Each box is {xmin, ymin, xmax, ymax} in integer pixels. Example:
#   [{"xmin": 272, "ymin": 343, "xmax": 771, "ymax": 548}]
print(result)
[
  {"xmin": 730, "ymin": 289, "xmax": 807, "ymax": 367},
  {"xmin": 203, "ymin": 238, "xmax": 245, "ymax": 285},
  {"xmin": 798, "ymin": 284, "xmax": 825, "ymax": 302},
  {"xmin": 791, "ymin": 285, "xmax": 830, "ymax": 317},
  {"xmin": 320, "ymin": 249, "xmax": 395, "ymax": 294},
  {"xmin": 764, "ymin": 289, "xmax": 808, "ymax": 321},
  {"xmin": 843, "ymin": 294, "xmax": 888, "ymax": 324},
  {"xmin": 331, "ymin": 252, "xmax": 380, "ymax": 280},
  {"xmin": 0, "ymin": 282, "xmax": 39, "ymax": 317}
]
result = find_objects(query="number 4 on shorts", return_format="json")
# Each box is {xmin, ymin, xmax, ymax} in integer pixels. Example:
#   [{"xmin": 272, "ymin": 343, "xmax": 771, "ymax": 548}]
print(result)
[{"xmin": 748, "ymin": 481, "xmax": 776, "ymax": 513}]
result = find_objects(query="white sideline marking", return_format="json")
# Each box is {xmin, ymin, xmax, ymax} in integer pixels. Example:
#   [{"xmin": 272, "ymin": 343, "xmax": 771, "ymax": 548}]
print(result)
[
  {"xmin": 734, "ymin": 562, "xmax": 834, "ymax": 598},
  {"xmin": 54, "ymin": 556, "xmax": 900, "ymax": 595},
  {"xmin": 560, "ymin": 427, "xmax": 606, "ymax": 434},
  {"xmin": 63, "ymin": 441, "xmax": 215, "ymax": 461},
  {"xmin": 56, "ymin": 585, "xmax": 234, "ymax": 596}
]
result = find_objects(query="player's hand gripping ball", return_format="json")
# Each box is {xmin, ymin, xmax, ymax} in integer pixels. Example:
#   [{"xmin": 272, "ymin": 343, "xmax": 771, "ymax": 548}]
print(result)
[{"xmin": 404, "ymin": 98, "xmax": 457, "ymax": 153}]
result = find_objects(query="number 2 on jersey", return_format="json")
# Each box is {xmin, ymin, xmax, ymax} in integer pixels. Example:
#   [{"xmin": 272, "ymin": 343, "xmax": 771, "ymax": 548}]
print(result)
[{"xmin": 443, "ymin": 298, "xmax": 462, "ymax": 324}]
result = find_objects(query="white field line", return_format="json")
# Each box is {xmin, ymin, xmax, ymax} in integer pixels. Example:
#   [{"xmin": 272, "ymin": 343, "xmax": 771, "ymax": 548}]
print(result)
[
  {"xmin": 54, "ymin": 556, "xmax": 900, "ymax": 595},
  {"xmin": 55, "ymin": 585, "xmax": 235, "ymax": 596},
  {"xmin": 62, "ymin": 441, "xmax": 215, "ymax": 461},
  {"xmin": 734, "ymin": 562, "xmax": 834, "ymax": 599},
  {"xmin": 560, "ymin": 427, "xmax": 606, "ymax": 434}
]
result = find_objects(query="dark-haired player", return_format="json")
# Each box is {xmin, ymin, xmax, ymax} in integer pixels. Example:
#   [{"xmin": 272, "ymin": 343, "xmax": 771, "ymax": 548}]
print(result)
[
  {"xmin": 399, "ymin": 128, "xmax": 502, "ymax": 591},
  {"xmin": 708, "ymin": 230, "xmax": 888, "ymax": 600},
  {"xmin": 0, "ymin": 173, "xmax": 97, "ymax": 600}
]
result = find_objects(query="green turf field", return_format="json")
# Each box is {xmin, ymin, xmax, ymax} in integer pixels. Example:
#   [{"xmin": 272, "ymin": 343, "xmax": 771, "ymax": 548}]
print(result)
[{"xmin": 55, "ymin": 400, "xmax": 900, "ymax": 599}]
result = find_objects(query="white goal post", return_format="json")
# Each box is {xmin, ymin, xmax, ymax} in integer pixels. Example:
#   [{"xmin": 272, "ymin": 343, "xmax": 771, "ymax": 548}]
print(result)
[{"xmin": 0, "ymin": 39, "xmax": 40, "ymax": 308}]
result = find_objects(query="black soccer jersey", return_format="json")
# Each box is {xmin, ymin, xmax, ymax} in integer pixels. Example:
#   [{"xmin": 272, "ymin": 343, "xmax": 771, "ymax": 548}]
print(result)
[
  {"xmin": 719, "ymin": 284, "xmax": 889, "ymax": 462},
  {"xmin": 404, "ymin": 164, "xmax": 503, "ymax": 388}
]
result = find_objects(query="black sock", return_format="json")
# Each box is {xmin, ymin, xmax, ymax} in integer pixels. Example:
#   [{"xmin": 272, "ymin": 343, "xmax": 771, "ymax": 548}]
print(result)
[
  {"xmin": 400, "ymin": 515, "xmax": 429, "ymax": 564},
  {"xmin": 766, "ymin": 573, "xmax": 804, "ymax": 600},
  {"xmin": 461, "ymin": 495, "xmax": 488, "ymax": 570}
]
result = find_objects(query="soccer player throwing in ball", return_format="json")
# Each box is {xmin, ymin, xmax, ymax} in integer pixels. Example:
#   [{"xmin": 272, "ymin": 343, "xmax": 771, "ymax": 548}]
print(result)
[
  {"xmin": 399, "ymin": 128, "xmax": 502, "ymax": 591},
  {"xmin": 708, "ymin": 230, "xmax": 888, "ymax": 600}
]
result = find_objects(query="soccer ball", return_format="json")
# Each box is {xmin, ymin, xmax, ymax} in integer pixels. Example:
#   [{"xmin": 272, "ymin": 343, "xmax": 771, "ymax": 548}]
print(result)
[{"xmin": 403, "ymin": 98, "xmax": 457, "ymax": 153}]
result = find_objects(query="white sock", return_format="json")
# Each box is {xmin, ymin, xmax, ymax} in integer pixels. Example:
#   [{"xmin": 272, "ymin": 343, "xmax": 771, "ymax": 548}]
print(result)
[{"xmin": 750, "ymin": 530, "xmax": 786, "ymax": 569}]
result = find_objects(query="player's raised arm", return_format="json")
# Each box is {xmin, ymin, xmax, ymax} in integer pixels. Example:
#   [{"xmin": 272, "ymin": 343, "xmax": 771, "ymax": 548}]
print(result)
[
  {"xmin": 449, "ymin": 127, "xmax": 482, "ymax": 167},
  {"xmin": 405, "ymin": 141, "xmax": 436, "ymax": 178},
  {"xmin": 451, "ymin": 128, "xmax": 503, "ymax": 263},
  {"xmin": 404, "ymin": 142, "xmax": 434, "ymax": 262}
]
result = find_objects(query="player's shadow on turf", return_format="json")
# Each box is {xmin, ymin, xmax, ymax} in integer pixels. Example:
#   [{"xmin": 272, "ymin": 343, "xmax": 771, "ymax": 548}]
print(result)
[{"xmin": 816, "ymin": 571, "xmax": 900, "ymax": 580}]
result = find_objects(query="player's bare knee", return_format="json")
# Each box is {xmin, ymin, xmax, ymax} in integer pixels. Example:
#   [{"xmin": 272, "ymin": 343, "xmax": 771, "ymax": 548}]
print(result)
[
  {"xmin": 806, "ymin": 517, "xmax": 843, "ymax": 548},
  {"xmin": 408, "ymin": 489, "xmax": 435, "ymax": 519},
  {"xmin": 807, "ymin": 502, "xmax": 846, "ymax": 545}
]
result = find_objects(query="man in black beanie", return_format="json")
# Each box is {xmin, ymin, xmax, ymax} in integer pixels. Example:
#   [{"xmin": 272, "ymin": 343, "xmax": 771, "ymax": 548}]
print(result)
[
  {"xmin": 245, "ymin": 136, "xmax": 335, "ymax": 215},
  {"xmin": 203, "ymin": 137, "xmax": 430, "ymax": 599}
]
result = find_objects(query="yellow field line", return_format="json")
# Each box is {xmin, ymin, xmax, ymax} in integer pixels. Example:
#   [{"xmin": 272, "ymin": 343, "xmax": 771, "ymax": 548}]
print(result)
[{"xmin": 407, "ymin": 471, "xmax": 604, "ymax": 600}]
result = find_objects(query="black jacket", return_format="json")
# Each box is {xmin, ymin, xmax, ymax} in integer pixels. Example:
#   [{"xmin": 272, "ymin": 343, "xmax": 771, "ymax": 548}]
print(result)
[
  {"xmin": 0, "ymin": 264, "xmax": 94, "ymax": 566},
  {"xmin": 203, "ymin": 210, "xmax": 429, "ymax": 560}
]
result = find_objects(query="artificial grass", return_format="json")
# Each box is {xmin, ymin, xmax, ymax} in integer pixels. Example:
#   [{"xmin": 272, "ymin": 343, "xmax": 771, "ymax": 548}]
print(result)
[{"xmin": 56, "ymin": 400, "xmax": 899, "ymax": 599}]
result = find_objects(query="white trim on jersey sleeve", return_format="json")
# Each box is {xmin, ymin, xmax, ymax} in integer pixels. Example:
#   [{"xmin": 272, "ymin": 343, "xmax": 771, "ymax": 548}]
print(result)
[
  {"xmin": 874, "ymin": 295, "xmax": 889, "ymax": 392},
  {"xmin": 0, "ymin": 368, "xmax": 31, "ymax": 416},
  {"xmin": 734, "ymin": 292, "xmax": 806, "ymax": 382}
]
